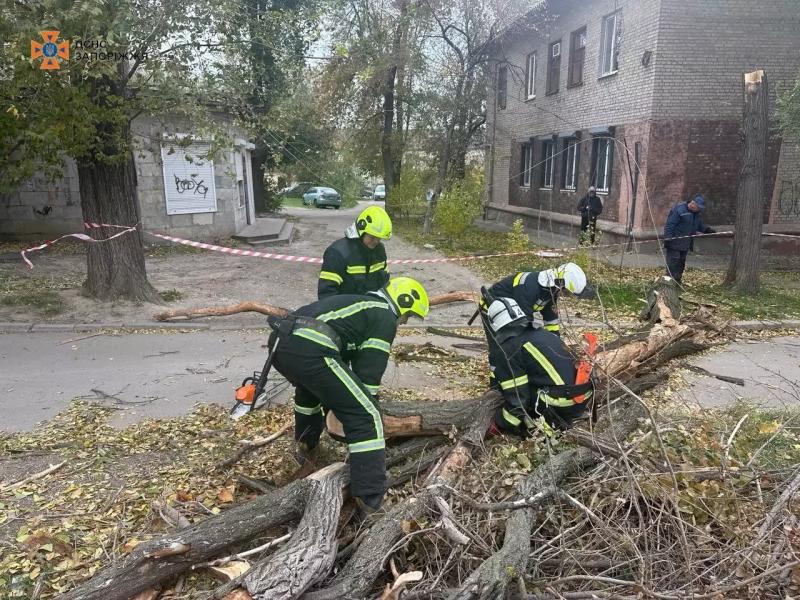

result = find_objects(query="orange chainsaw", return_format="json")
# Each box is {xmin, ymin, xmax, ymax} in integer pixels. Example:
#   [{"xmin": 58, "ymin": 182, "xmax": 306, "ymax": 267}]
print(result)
[{"xmin": 230, "ymin": 333, "xmax": 282, "ymax": 420}]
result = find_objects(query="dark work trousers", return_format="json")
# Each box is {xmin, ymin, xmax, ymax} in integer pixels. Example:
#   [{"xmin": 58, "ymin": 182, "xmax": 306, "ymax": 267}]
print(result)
[
  {"xmin": 270, "ymin": 334, "xmax": 386, "ymax": 499},
  {"xmin": 580, "ymin": 213, "xmax": 598, "ymax": 244},
  {"xmin": 495, "ymin": 394, "xmax": 588, "ymax": 438},
  {"xmin": 665, "ymin": 248, "xmax": 688, "ymax": 283}
]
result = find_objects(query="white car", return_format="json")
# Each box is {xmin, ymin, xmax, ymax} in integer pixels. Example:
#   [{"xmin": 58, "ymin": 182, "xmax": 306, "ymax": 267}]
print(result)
[{"xmin": 372, "ymin": 184, "xmax": 386, "ymax": 201}]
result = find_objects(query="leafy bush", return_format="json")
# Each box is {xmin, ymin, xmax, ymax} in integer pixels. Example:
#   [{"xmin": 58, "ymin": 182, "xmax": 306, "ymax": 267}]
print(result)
[
  {"xmin": 389, "ymin": 167, "xmax": 429, "ymax": 219},
  {"xmin": 505, "ymin": 218, "xmax": 530, "ymax": 253},
  {"xmin": 434, "ymin": 170, "xmax": 484, "ymax": 238}
]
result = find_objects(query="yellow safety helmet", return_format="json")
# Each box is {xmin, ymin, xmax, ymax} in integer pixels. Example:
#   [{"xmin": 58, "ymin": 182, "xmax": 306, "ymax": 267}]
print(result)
[
  {"xmin": 356, "ymin": 205, "xmax": 392, "ymax": 240},
  {"xmin": 385, "ymin": 277, "xmax": 429, "ymax": 319}
]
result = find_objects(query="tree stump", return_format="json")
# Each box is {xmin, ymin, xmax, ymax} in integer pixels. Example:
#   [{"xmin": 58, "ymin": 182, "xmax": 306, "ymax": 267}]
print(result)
[{"xmin": 639, "ymin": 276, "xmax": 681, "ymax": 324}]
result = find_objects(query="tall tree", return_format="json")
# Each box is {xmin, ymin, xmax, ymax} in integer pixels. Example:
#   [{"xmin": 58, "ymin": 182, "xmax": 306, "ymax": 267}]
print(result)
[
  {"xmin": 723, "ymin": 70, "xmax": 769, "ymax": 294},
  {"xmin": 1, "ymin": 0, "xmax": 314, "ymax": 300}
]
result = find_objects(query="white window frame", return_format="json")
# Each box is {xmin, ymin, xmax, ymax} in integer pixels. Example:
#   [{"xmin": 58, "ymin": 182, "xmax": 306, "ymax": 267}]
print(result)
[
  {"xmin": 599, "ymin": 12, "xmax": 620, "ymax": 77},
  {"xmin": 564, "ymin": 139, "xmax": 578, "ymax": 191},
  {"xmin": 540, "ymin": 141, "xmax": 555, "ymax": 190},
  {"xmin": 594, "ymin": 137, "xmax": 612, "ymax": 194},
  {"xmin": 525, "ymin": 52, "xmax": 536, "ymax": 100},
  {"xmin": 552, "ymin": 42, "xmax": 561, "ymax": 57},
  {"xmin": 522, "ymin": 143, "xmax": 532, "ymax": 187}
]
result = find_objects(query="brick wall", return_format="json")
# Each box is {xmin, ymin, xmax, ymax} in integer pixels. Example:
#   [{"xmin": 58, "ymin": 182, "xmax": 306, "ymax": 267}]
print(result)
[
  {"xmin": 486, "ymin": 0, "xmax": 800, "ymax": 230},
  {"xmin": 769, "ymin": 139, "xmax": 800, "ymax": 226},
  {"xmin": 487, "ymin": 0, "xmax": 663, "ymax": 217},
  {"xmin": 652, "ymin": 0, "xmax": 800, "ymax": 121}
]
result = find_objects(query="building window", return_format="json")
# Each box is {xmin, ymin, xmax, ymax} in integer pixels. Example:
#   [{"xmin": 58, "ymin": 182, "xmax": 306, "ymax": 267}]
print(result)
[
  {"xmin": 540, "ymin": 140, "xmax": 555, "ymax": 189},
  {"xmin": 592, "ymin": 136, "xmax": 614, "ymax": 193},
  {"xmin": 521, "ymin": 143, "xmax": 532, "ymax": 187},
  {"xmin": 497, "ymin": 65, "xmax": 507, "ymax": 109},
  {"xmin": 561, "ymin": 138, "xmax": 579, "ymax": 191},
  {"xmin": 599, "ymin": 12, "xmax": 620, "ymax": 77},
  {"xmin": 546, "ymin": 41, "xmax": 561, "ymax": 95},
  {"xmin": 525, "ymin": 53, "xmax": 536, "ymax": 99},
  {"xmin": 568, "ymin": 27, "xmax": 587, "ymax": 87}
]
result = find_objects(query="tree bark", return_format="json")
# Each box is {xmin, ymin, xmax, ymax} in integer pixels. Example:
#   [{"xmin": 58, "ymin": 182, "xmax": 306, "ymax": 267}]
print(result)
[
  {"xmin": 151, "ymin": 292, "xmax": 477, "ymax": 323},
  {"xmin": 77, "ymin": 147, "xmax": 160, "ymax": 303},
  {"xmin": 237, "ymin": 464, "xmax": 349, "ymax": 599},
  {"xmin": 724, "ymin": 70, "xmax": 769, "ymax": 294},
  {"xmin": 56, "ymin": 480, "xmax": 310, "ymax": 600},
  {"xmin": 639, "ymin": 276, "xmax": 681, "ymax": 324}
]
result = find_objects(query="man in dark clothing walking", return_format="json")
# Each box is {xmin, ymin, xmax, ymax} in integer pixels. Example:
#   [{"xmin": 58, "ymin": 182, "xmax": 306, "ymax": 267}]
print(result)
[
  {"xmin": 577, "ymin": 186, "xmax": 603, "ymax": 245},
  {"xmin": 318, "ymin": 206, "xmax": 392, "ymax": 298},
  {"xmin": 269, "ymin": 277, "xmax": 429, "ymax": 513},
  {"xmin": 663, "ymin": 195, "xmax": 716, "ymax": 283}
]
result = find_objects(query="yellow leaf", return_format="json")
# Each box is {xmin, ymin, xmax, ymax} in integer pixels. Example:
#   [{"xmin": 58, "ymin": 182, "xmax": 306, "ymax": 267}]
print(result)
[
  {"xmin": 758, "ymin": 421, "xmax": 779, "ymax": 435},
  {"xmin": 122, "ymin": 538, "xmax": 142, "ymax": 553},
  {"xmin": 29, "ymin": 566, "xmax": 41, "ymax": 580}
]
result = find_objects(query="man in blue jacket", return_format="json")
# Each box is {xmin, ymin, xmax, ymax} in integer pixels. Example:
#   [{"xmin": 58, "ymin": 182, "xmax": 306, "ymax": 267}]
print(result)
[{"xmin": 663, "ymin": 195, "xmax": 716, "ymax": 283}]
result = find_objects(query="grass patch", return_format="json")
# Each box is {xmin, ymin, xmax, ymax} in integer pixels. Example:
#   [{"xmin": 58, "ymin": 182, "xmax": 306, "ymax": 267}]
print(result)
[
  {"xmin": 0, "ymin": 274, "xmax": 81, "ymax": 316},
  {"xmin": 159, "ymin": 288, "xmax": 184, "ymax": 303},
  {"xmin": 278, "ymin": 196, "xmax": 357, "ymax": 210},
  {"xmin": 394, "ymin": 220, "xmax": 800, "ymax": 321}
]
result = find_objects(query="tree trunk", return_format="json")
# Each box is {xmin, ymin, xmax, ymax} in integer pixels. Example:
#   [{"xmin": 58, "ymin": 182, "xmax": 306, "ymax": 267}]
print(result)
[
  {"xmin": 724, "ymin": 70, "xmax": 768, "ymax": 294},
  {"xmin": 381, "ymin": 64, "xmax": 398, "ymax": 202},
  {"xmin": 77, "ymin": 143, "xmax": 160, "ymax": 303},
  {"xmin": 57, "ymin": 480, "xmax": 310, "ymax": 600},
  {"xmin": 239, "ymin": 464, "xmax": 348, "ymax": 599},
  {"xmin": 639, "ymin": 276, "xmax": 682, "ymax": 324}
]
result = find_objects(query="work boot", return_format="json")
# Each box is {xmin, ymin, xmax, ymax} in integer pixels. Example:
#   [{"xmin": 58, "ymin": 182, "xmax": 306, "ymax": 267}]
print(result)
[
  {"xmin": 354, "ymin": 494, "xmax": 384, "ymax": 520},
  {"xmin": 293, "ymin": 441, "xmax": 319, "ymax": 467}
]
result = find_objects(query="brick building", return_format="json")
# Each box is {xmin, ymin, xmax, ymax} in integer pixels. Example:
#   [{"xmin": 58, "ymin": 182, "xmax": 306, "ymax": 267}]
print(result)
[{"xmin": 484, "ymin": 0, "xmax": 800, "ymax": 250}]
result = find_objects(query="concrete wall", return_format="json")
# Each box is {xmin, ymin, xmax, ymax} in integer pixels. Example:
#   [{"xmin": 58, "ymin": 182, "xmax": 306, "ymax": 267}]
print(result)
[
  {"xmin": 0, "ymin": 115, "xmax": 250, "ymax": 241},
  {"xmin": 0, "ymin": 160, "xmax": 83, "ymax": 237}
]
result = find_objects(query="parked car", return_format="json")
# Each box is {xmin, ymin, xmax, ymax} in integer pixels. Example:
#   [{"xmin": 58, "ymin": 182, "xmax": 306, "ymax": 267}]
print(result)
[
  {"xmin": 302, "ymin": 186, "xmax": 342, "ymax": 209},
  {"xmin": 278, "ymin": 182, "xmax": 315, "ymax": 198},
  {"xmin": 373, "ymin": 184, "xmax": 386, "ymax": 201},
  {"xmin": 360, "ymin": 187, "xmax": 374, "ymax": 199}
]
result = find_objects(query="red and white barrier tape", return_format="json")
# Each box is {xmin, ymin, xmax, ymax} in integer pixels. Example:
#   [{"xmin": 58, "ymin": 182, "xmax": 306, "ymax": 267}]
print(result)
[
  {"xmin": 18, "ymin": 222, "xmax": 800, "ymax": 269},
  {"xmin": 20, "ymin": 225, "xmax": 138, "ymax": 268}
]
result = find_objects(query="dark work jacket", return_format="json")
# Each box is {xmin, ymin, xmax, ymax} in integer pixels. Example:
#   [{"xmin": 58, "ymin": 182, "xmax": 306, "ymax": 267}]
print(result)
[
  {"xmin": 663, "ymin": 202, "xmax": 711, "ymax": 252},
  {"xmin": 488, "ymin": 272, "xmax": 560, "ymax": 333},
  {"xmin": 577, "ymin": 194, "xmax": 603, "ymax": 218},
  {"xmin": 491, "ymin": 326, "xmax": 577, "ymax": 419},
  {"xmin": 318, "ymin": 237, "xmax": 389, "ymax": 298},
  {"xmin": 291, "ymin": 294, "xmax": 397, "ymax": 396}
]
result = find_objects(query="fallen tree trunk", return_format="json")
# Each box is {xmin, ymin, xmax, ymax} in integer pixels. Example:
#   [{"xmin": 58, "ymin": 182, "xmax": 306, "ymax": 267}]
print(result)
[
  {"xmin": 57, "ymin": 479, "xmax": 310, "ymax": 600},
  {"xmin": 235, "ymin": 464, "xmax": 349, "ymax": 600},
  {"xmin": 450, "ymin": 396, "xmax": 647, "ymax": 600},
  {"xmin": 304, "ymin": 393, "xmax": 500, "ymax": 600},
  {"xmin": 152, "ymin": 292, "xmax": 477, "ymax": 322}
]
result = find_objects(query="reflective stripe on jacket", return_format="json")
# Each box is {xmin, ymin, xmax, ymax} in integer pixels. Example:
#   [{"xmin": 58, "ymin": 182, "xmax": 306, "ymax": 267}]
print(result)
[{"xmin": 318, "ymin": 237, "xmax": 390, "ymax": 298}]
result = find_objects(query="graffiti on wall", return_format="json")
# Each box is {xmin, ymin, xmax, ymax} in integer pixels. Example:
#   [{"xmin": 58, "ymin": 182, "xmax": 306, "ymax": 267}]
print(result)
[
  {"xmin": 173, "ymin": 174, "xmax": 209, "ymax": 199},
  {"xmin": 777, "ymin": 180, "xmax": 800, "ymax": 217}
]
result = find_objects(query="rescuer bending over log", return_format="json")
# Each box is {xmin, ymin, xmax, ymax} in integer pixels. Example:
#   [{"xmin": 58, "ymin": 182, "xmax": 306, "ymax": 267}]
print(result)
[{"xmin": 483, "ymin": 297, "xmax": 597, "ymax": 438}]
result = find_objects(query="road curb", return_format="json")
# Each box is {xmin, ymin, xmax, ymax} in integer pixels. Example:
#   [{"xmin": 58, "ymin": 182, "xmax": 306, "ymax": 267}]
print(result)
[{"xmin": 3, "ymin": 319, "xmax": 800, "ymax": 334}]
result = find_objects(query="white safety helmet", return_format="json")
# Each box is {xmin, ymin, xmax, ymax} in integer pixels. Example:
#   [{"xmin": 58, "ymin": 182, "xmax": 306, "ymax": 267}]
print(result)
[
  {"xmin": 537, "ymin": 263, "xmax": 587, "ymax": 294},
  {"xmin": 486, "ymin": 298, "xmax": 527, "ymax": 333}
]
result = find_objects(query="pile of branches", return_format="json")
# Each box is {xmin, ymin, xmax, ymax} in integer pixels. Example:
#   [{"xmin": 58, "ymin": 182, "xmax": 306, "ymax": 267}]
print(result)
[{"xmin": 57, "ymin": 297, "xmax": 800, "ymax": 600}]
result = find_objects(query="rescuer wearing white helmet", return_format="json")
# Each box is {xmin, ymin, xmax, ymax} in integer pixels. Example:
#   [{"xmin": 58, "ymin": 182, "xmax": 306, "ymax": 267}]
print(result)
[
  {"xmin": 483, "ymin": 297, "xmax": 595, "ymax": 438},
  {"xmin": 481, "ymin": 262, "xmax": 587, "ymax": 335},
  {"xmin": 479, "ymin": 263, "xmax": 588, "ymax": 391}
]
